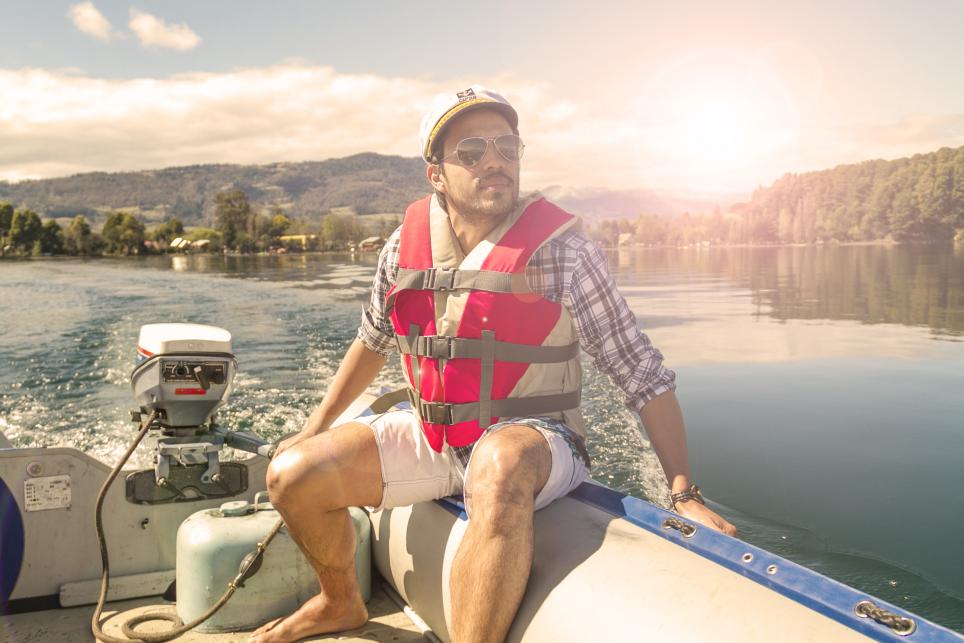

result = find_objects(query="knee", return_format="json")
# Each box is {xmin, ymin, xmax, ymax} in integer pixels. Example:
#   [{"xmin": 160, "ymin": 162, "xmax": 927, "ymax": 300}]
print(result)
[
  {"xmin": 466, "ymin": 436, "xmax": 546, "ymax": 519},
  {"xmin": 265, "ymin": 446, "xmax": 338, "ymax": 512},
  {"xmin": 265, "ymin": 451, "xmax": 302, "ymax": 511}
]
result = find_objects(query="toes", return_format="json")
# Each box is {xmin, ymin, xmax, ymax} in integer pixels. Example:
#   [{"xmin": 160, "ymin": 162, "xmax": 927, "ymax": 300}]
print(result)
[{"xmin": 250, "ymin": 616, "xmax": 283, "ymax": 639}]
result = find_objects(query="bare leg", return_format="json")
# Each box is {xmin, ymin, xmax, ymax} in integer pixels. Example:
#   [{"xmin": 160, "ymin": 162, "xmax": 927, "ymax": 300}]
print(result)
[
  {"xmin": 450, "ymin": 425, "xmax": 551, "ymax": 643},
  {"xmin": 249, "ymin": 422, "xmax": 384, "ymax": 643}
]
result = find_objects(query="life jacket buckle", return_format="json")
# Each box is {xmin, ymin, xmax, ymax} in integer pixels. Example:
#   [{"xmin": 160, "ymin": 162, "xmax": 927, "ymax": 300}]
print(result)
[
  {"xmin": 427, "ymin": 268, "xmax": 456, "ymax": 291},
  {"xmin": 418, "ymin": 335, "xmax": 454, "ymax": 359},
  {"xmin": 414, "ymin": 397, "xmax": 454, "ymax": 425}
]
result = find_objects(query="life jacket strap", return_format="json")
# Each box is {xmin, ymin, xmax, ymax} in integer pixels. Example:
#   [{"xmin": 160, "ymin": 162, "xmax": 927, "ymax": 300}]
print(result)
[
  {"xmin": 368, "ymin": 387, "xmax": 410, "ymax": 414},
  {"xmin": 395, "ymin": 333, "xmax": 580, "ymax": 363},
  {"xmin": 408, "ymin": 389, "xmax": 582, "ymax": 427},
  {"xmin": 479, "ymin": 330, "xmax": 495, "ymax": 429},
  {"xmin": 406, "ymin": 324, "xmax": 421, "ymax": 394},
  {"xmin": 386, "ymin": 267, "xmax": 520, "ymax": 314}
]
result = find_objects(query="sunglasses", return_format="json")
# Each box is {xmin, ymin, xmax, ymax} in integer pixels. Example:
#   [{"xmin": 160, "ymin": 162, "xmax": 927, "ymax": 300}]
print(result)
[{"xmin": 440, "ymin": 134, "xmax": 525, "ymax": 167}]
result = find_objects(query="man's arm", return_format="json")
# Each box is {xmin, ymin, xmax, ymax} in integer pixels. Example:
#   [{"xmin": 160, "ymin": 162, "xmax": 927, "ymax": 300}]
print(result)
[
  {"xmin": 637, "ymin": 389, "xmax": 692, "ymax": 493},
  {"xmin": 302, "ymin": 338, "xmax": 388, "ymax": 435},
  {"xmin": 274, "ymin": 339, "xmax": 387, "ymax": 456},
  {"xmin": 638, "ymin": 389, "xmax": 737, "ymax": 536}
]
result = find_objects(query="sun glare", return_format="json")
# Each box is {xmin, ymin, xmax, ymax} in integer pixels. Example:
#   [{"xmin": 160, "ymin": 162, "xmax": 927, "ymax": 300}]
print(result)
[{"xmin": 634, "ymin": 52, "xmax": 800, "ymax": 193}]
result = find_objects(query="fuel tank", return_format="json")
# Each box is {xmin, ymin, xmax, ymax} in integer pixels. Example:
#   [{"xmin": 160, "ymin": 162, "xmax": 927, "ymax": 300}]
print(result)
[{"xmin": 176, "ymin": 493, "xmax": 371, "ymax": 632}]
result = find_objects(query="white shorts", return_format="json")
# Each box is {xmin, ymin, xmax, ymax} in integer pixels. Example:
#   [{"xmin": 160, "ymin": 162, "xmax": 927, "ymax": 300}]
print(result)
[{"xmin": 354, "ymin": 410, "xmax": 590, "ymax": 518}]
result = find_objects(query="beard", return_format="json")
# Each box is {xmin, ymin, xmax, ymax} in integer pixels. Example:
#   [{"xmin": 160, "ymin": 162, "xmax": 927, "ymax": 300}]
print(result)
[{"xmin": 442, "ymin": 170, "xmax": 520, "ymax": 225}]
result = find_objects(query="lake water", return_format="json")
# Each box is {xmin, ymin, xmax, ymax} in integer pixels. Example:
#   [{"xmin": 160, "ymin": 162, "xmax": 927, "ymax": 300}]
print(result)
[{"xmin": 1, "ymin": 244, "xmax": 962, "ymax": 633}]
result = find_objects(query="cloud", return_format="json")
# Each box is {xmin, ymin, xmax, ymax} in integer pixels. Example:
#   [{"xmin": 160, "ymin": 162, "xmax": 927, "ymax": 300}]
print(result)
[
  {"xmin": 67, "ymin": 1, "xmax": 117, "ymax": 42},
  {"xmin": 856, "ymin": 114, "xmax": 964, "ymax": 150},
  {"xmin": 0, "ymin": 65, "xmax": 590, "ymax": 188},
  {"xmin": 0, "ymin": 64, "xmax": 959, "ymax": 196},
  {"xmin": 128, "ymin": 9, "xmax": 200, "ymax": 51}
]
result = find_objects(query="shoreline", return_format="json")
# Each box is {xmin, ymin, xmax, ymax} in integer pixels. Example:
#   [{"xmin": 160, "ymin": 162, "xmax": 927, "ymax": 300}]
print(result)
[{"xmin": 3, "ymin": 238, "xmax": 961, "ymax": 260}]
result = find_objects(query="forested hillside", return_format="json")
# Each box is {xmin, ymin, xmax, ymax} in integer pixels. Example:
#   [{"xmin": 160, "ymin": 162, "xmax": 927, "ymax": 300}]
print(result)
[
  {"xmin": 735, "ymin": 145, "xmax": 964, "ymax": 243},
  {"xmin": 0, "ymin": 153, "xmax": 428, "ymax": 225}
]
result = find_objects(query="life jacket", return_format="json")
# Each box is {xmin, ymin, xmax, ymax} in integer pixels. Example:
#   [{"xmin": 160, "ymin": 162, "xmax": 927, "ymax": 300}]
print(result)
[{"xmin": 382, "ymin": 193, "xmax": 585, "ymax": 452}]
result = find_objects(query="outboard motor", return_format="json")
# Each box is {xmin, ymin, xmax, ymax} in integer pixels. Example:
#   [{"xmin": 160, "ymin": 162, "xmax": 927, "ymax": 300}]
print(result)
[{"xmin": 126, "ymin": 323, "xmax": 270, "ymax": 504}]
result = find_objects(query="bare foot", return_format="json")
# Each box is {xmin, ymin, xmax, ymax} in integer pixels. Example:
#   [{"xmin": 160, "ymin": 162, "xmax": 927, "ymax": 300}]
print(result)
[{"xmin": 247, "ymin": 593, "xmax": 368, "ymax": 642}]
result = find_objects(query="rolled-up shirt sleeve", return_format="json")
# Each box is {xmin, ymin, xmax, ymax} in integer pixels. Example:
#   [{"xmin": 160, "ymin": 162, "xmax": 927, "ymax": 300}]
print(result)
[
  {"xmin": 565, "ymin": 241, "xmax": 677, "ymax": 413},
  {"xmin": 356, "ymin": 229, "xmax": 400, "ymax": 357}
]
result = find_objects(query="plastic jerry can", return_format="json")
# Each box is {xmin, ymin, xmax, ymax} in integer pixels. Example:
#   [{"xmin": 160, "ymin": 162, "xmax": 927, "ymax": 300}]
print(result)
[{"xmin": 175, "ymin": 492, "xmax": 371, "ymax": 632}]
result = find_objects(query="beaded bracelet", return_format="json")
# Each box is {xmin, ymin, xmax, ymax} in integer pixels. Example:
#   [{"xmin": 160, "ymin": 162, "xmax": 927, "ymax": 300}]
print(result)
[{"xmin": 670, "ymin": 484, "xmax": 705, "ymax": 510}]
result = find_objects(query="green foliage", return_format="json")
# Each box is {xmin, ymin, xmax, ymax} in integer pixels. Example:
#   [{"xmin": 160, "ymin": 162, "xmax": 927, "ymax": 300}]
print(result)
[
  {"xmin": 736, "ymin": 146, "xmax": 964, "ymax": 243},
  {"xmin": 267, "ymin": 213, "xmax": 291, "ymax": 239},
  {"xmin": 185, "ymin": 226, "xmax": 221, "ymax": 242},
  {"xmin": 0, "ymin": 202, "xmax": 13, "ymax": 239},
  {"xmin": 376, "ymin": 214, "xmax": 403, "ymax": 238},
  {"xmin": 214, "ymin": 189, "xmax": 253, "ymax": 250},
  {"xmin": 39, "ymin": 220, "xmax": 64, "ymax": 255},
  {"xmin": 9, "ymin": 209, "xmax": 43, "ymax": 253},
  {"xmin": 149, "ymin": 217, "xmax": 185, "ymax": 244},
  {"xmin": 101, "ymin": 211, "xmax": 146, "ymax": 255},
  {"xmin": 171, "ymin": 226, "xmax": 222, "ymax": 253},
  {"xmin": 319, "ymin": 212, "xmax": 364, "ymax": 250},
  {"xmin": 634, "ymin": 213, "xmax": 669, "ymax": 246},
  {"xmin": 64, "ymin": 215, "xmax": 101, "ymax": 256}
]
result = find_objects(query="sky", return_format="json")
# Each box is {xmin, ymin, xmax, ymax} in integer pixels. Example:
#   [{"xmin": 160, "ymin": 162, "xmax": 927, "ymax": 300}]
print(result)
[{"xmin": 1, "ymin": 0, "xmax": 963, "ymax": 198}]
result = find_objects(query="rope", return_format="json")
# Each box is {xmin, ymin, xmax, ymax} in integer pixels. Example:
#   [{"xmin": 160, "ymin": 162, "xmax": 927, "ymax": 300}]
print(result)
[
  {"xmin": 661, "ymin": 517, "xmax": 697, "ymax": 537},
  {"xmin": 91, "ymin": 411, "xmax": 285, "ymax": 642},
  {"xmin": 854, "ymin": 600, "xmax": 917, "ymax": 636}
]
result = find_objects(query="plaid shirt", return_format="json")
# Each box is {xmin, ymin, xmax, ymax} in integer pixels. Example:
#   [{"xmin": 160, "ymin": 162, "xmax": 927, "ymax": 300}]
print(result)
[{"xmin": 357, "ymin": 199, "xmax": 677, "ymax": 417}]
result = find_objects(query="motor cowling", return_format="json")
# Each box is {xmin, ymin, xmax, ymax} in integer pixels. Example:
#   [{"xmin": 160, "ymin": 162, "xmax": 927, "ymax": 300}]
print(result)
[{"xmin": 131, "ymin": 323, "xmax": 237, "ymax": 430}]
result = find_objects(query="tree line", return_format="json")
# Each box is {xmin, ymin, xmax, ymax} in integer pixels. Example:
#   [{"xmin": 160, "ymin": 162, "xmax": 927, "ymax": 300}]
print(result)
[
  {"xmin": 211, "ymin": 189, "xmax": 399, "ymax": 252},
  {"xmin": 0, "ymin": 189, "xmax": 401, "ymax": 257},
  {"xmin": 590, "ymin": 145, "xmax": 964, "ymax": 246}
]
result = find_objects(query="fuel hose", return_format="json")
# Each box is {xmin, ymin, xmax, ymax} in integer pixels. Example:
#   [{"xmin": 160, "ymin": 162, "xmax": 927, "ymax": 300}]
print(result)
[{"xmin": 90, "ymin": 411, "xmax": 284, "ymax": 642}]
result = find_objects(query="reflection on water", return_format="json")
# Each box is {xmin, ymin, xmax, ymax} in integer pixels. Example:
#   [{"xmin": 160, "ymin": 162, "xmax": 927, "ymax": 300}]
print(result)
[
  {"xmin": 616, "ymin": 244, "xmax": 963, "ymax": 366},
  {"xmin": 614, "ymin": 243, "xmax": 964, "ymax": 335},
  {"xmin": 0, "ymin": 245, "xmax": 962, "ymax": 632}
]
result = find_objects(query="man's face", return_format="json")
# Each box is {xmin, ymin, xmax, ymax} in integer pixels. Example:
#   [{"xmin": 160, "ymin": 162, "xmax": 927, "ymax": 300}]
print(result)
[{"xmin": 434, "ymin": 108, "xmax": 521, "ymax": 222}]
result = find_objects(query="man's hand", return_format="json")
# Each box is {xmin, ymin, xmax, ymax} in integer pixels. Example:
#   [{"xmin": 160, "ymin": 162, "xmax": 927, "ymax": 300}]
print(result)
[
  {"xmin": 673, "ymin": 499, "xmax": 737, "ymax": 537},
  {"xmin": 271, "ymin": 338, "xmax": 388, "ymax": 461},
  {"xmin": 272, "ymin": 430, "xmax": 313, "ymax": 460}
]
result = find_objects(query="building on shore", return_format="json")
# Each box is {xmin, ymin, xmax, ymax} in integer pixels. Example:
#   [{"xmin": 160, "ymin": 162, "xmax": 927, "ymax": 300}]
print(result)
[
  {"xmin": 358, "ymin": 236, "xmax": 386, "ymax": 251},
  {"xmin": 278, "ymin": 234, "xmax": 318, "ymax": 250}
]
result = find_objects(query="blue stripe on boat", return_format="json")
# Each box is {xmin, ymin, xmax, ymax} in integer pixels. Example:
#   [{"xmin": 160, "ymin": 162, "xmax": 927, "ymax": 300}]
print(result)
[{"xmin": 0, "ymin": 477, "xmax": 25, "ymax": 610}]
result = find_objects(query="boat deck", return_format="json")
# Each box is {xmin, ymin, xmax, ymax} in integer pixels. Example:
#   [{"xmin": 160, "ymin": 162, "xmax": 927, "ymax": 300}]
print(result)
[{"xmin": 3, "ymin": 578, "xmax": 430, "ymax": 642}]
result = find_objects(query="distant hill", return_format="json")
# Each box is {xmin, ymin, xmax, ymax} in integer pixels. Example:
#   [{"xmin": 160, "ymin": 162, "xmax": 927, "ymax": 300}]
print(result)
[
  {"xmin": 542, "ymin": 185, "xmax": 737, "ymax": 224},
  {"xmin": 0, "ymin": 153, "xmax": 429, "ymax": 226},
  {"xmin": 0, "ymin": 153, "xmax": 735, "ymax": 228}
]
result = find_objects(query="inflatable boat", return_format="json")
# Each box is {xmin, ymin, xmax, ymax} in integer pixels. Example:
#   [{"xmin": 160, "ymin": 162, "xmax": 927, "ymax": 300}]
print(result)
[{"xmin": 0, "ymin": 324, "xmax": 960, "ymax": 641}]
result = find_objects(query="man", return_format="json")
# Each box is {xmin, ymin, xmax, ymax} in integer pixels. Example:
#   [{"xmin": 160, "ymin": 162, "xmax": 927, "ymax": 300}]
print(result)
[{"xmin": 251, "ymin": 86, "xmax": 736, "ymax": 643}]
